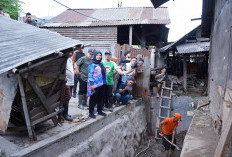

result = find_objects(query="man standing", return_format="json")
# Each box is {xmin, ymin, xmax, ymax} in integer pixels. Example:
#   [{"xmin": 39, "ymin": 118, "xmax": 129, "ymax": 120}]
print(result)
[
  {"xmin": 24, "ymin": 12, "xmax": 37, "ymax": 26},
  {"xmin": 72, "ymin": 45, "xmax": 85, "ymax": 98},
  {"xmin": 63, "ymin": 51, "xmax": 75, "ymax": 121},
  {"xmin": 115, "ymin": 79, "xmax": 134, "ymax": 106},
  {"xmin": 159, "ymin": 113, "xmax": 182, "ymax": 157},
  {"xmin": 74, "ymin": 49, "xmax": 94, "ymax": 109},
  {"xmin": 103, "ymin": 51, "xmax": 126, "ymax": 112}
]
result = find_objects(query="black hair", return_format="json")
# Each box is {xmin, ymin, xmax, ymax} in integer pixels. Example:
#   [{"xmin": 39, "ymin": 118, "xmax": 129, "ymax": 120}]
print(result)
[
  {"xmin": 128, "ymin": 78, "xmax": 135, "ymax": 82},
  {"xmin": 131, "ymin": 57, "xmax": 137, "ymax": 60},
  {"xmin": 124, "ymin": 50, "xmax": 131, "ymax": 56},
  {"xmin": 139, "ymin": 58, "xmax": 144, "ymax": 62},
  {"xmin": 26, "ymin": 12, "xmax": 31, "ymax": 16}
]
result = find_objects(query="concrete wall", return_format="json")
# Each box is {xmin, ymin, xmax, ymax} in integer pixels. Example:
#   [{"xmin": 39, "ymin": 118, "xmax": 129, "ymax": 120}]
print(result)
[{"xmin": 58, "ymin": 105, "xmax": 146, "ymax": 157}]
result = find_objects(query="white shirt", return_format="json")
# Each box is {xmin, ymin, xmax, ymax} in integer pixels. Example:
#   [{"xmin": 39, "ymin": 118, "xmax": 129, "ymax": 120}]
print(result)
[
  {"xmin": 121, "ymin": 62, "xmax": 135, "ymax": 83},
  {"xmin": 66, "ymin": 58, "xmax": 74, "ymax": 86}
]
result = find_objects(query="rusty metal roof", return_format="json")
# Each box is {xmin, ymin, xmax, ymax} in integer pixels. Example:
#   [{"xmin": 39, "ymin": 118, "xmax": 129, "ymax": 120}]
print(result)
[
  {"xmin": 176, "ymin": 42, "xmax": 210, "ymax": 54},
  {"xmin": 42, "ymin": 7, "xmax": 170, "ymax": 27},
  {"xmin": 0, "ymin": 15, "xmax": 82, "ymax": 74}
]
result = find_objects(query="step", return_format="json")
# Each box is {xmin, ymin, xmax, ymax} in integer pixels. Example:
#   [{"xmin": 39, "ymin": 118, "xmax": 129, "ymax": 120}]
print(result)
[
  {"xmin": 160, "ymin": 106, "xmax": 171, "ymax": 109},
  {"xmin": 161, "ymin": 96, "xmax": 172, "ymax": 99},
  {"xmin": 162, "ymin": 87, "xmax": 173, "ymax": 90}
]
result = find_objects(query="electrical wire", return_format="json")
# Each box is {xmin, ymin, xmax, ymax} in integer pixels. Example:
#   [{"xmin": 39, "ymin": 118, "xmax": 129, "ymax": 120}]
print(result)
[{"xmin": 53, "ymin": 0, "xmax": 106, "ymax": 22}]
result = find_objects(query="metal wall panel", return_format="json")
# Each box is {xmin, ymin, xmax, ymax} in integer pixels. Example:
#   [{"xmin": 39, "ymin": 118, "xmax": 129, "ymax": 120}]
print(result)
[{"xmin": 48, "ymin": 27, "xmax": 117, "ymax": 50}]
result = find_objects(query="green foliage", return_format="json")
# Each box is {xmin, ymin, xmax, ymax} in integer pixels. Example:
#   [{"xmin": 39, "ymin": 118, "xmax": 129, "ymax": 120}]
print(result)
[{"xmin": 0, "ymin": 0, "xmax": 23, "ymax": 20}]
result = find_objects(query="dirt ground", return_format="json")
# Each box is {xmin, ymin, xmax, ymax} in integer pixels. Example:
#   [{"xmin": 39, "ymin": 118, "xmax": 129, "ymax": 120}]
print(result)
[{"xmin": 135, "ymin": 131, "xmax": 187, "ymax": 157}]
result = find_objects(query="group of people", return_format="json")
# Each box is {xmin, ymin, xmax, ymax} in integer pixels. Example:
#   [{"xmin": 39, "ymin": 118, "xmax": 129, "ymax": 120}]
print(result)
[{"xmin": 64, "ymin": 46, "xmax": 144, "ymax": 121}]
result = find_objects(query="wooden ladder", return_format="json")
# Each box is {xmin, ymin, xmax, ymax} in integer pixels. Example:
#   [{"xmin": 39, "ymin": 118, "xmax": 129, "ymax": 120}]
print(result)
[{"xmin": 155, "ymin": 81, "xmax": 173, "ymax": 139}]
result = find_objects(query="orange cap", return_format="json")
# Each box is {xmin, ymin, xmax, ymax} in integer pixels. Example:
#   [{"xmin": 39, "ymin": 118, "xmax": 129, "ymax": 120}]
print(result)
[{"xmin": 174, "ymin": 113, "xmax": 182, "ymax": 121}]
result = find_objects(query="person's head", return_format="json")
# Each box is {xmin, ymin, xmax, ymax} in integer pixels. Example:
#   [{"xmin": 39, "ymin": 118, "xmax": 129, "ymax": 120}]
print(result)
[
  {"xmin": 111, "ymin": 56, "xmax": 118, "ymax": 63},
  {"xmin": 127, "ymin": 79, "xmax": 135, "ymax": 87},
  {"xmin": 78, "ymin": 44, "xmax": 84, "ymax": 53},
  {"xmin": 121, "ymin": 63, "xmax": 126, "ymax": 70},
  {"xmin": 138, "ymin": 58, "xmax": 144, "ymax": 67},
  {"xmin": 174, "ymin": 113, "xmax": 182, "ymax": 122},
  {"xmin": 105, "ymin": 51, "xmax": 112, "ymax": 61},
  {"xmin": 161, "ymin": 68, "xmax": 166, "ymax": 74},
  {"xmin": 92, "ymin": 50, "xmax": 102, "ymax": 62},
  {"xmin": 124, "ymin": 51, "xmax": 131, "ymax": 58},
  {"xmin": 26, "ymin": 12, "xmax": 32, "ymax": 22},
  {"xmin": 0, "ymin": 7, "xmax": 4, "ymax": 15},
  {"xmin": 87, "ymin": 49, "xmax": 95, "ymax": 60},
  {"xmin": 130, "ymin": 57, "xmax": 137, "ymax": 66}
]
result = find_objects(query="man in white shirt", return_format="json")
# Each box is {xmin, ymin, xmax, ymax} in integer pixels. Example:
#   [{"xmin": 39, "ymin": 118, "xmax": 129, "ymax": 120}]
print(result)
[
  {"xmin": 121, "ymin": 57, "xmax": 137, "ymax": 83},
  {"xmin": 63, "ymin": 51, "xmax": 75, "ymax": 121}
]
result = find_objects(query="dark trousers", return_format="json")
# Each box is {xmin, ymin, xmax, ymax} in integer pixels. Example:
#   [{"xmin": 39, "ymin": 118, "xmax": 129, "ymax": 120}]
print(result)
[
  {"xmin": 78, "ymin": 78, "xmax": 87, "ymax": 95},
  {"xmin": 73, "ymin": 75, "xmax": 80, "ymax": 94},
  {"xmin": 162, "ymin": 134, "xmax": 176, "ymax": 150},
  {"xmin": 89, "ymin": 85, "xmax": 105, "ymax": 115},
  {"xmin": 63, "ymin": 85, "xmax": 73, "ymax": 116},
  {"xmin": 104, "ymin": 85, "xmax": 113, "ymax": 108}
]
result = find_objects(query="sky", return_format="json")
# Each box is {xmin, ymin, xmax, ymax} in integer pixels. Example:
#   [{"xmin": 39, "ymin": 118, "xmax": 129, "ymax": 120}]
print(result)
[{"xmin": 21, "ymin": 0, "xmax": 202, "ymax": 42}]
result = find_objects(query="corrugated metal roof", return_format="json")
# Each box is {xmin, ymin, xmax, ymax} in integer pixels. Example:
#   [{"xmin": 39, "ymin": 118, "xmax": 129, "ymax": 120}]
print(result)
[
  {"xmin": 0, "ymin": 15, "xmax": 82, "ymax": 74},
  {"xmin": 42, "ymin": 7, "xmax": 170, "ymax": 27},
  {"xmin": 176, "ymin": 42, "xmax": 210, "ymax": 54}
]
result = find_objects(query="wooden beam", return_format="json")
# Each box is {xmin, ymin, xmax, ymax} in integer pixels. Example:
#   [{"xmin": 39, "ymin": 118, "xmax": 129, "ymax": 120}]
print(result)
[
  {"xmin": 32, "ymin": 108, "xmax": 63, "ymax": 126},
  {"xmin": 214, "ymin": 109, "xmax": 232, "ymax": 157},
  {"xmin": 183, "ymin": 56, "xmax": 187, "ymax": 91},
  {"xmin": 27, "ymin": 74, "xmax": 59, "ymax": 125},
  {"xmin": 17, "ymin": 75, "xmax": 34, "ymax": 139},
  {"xmin": 129, "ymin": 26, "xmax": 133, "ymax": 46}
]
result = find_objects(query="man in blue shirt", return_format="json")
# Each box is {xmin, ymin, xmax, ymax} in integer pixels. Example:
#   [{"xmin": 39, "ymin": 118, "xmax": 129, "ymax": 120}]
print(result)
[{"xmin": 115, "ymin": 79, "xmax": 134, "ymax": 106}]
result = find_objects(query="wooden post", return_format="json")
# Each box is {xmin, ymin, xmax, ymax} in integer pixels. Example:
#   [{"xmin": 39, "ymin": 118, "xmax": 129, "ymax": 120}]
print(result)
[
  {"xmin": 129, "ymin": 26, "xmax": 133, "ymax": 46},
  {"xmin": 183, "ymin": 56, "xmax": 187, "ymax": 91},
  {"xmin": 17, "ymin": 75, "xmax": 34, "ymax": 139}
]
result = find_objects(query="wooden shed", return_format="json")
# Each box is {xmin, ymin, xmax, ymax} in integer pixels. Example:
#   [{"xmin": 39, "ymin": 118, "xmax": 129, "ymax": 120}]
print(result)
[{"xmin": 0, "ymin": 15, "xmax": 82, "ymax": 140}]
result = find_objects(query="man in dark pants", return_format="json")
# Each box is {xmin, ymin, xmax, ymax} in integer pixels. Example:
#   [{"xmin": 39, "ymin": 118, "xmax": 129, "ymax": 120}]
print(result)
[
  {"xmin": 74, "ymin": 49, "xmax": 94, "ymax": 109},
  {"xmin": 159, "ymin": 113, "xmax": 182, "ymax": 157},
  {"xmin": 115, "ymin": 79, "xmax": 134, "ymax": 106},
  {"xmin": 24, "ymin": 12, "xmax": 37, "ymax": 26},
  {"xmin": 103, "ymin": 51, "xmax": 126, "ymax": 112},
  {"xmin": 72, "ymin": 45, "xmax": 85, "ymax": 98}
]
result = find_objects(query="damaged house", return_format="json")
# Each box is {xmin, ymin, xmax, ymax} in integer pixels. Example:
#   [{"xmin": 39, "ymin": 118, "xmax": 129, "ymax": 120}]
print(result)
[
  {"xmin": 41, "ymin": 7, "xmax": 170, "ymax": 51},
  {"xmin": 0, "ymin": 15, "xmax": 82, "ymax": 140}
]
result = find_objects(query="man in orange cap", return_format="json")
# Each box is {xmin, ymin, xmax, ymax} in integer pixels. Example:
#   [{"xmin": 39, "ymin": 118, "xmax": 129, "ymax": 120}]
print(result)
[{"xmin": 159, "ymin": 113, "xmax": 182, "ymax": 157}]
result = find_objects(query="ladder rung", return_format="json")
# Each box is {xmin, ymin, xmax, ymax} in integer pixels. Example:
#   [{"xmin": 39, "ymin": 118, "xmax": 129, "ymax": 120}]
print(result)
[
  {"xmin": 160, "ymin": 106, "xmax": 171, "ymax": 109},
  {"xmin": 162, "ymin": 87, "xmax": 173, "ymax": 90},
  {"xmin": 159, "ymin": 116, "xmax": 167, "ymax": 119},
  {"xmin": 161, "ymin": 96, "xmax": 171, "ymax": 99}
]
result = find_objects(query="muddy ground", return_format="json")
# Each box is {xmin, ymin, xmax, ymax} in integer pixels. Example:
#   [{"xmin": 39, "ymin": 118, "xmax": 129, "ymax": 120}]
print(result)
[{"xmin": 135, "ymin": 131, "xmax": 187, "ymax": 157}]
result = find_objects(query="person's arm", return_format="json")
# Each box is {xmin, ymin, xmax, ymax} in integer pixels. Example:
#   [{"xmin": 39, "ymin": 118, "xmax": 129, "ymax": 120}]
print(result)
[
  {"xmin": 88, "ymin": 64, "xmax": 95, "ymax": 91},
  {"xmin": 75, "ymin": 57, "xmax": 83, "ymax": 76},
  {"xmin": 155, "ymin": 72, "xmax": 164, "ymax": 79},
  {"xmin": 72, "ymin": 53, "xmax": 76, "ymax": 65},
  {"xmin": 119, "ymin": 85, "xmax": 128, "ymax": 94},
  {"xmin": 172, "ymin": 127, "xmax": 176, "ymax": 144},
  {"xmin": 159, "ymin": 122, "xmax": 164, "ymax": 136}
]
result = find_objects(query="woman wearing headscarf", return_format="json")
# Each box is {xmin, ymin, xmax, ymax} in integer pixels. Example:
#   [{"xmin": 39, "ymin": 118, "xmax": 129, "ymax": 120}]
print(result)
[{"xmin": 87, "ymin": 51, "xmax": 107, "ymax": 118}]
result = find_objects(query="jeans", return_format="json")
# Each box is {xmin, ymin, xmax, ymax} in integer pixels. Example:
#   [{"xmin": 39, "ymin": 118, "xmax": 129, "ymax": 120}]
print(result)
[
  {"xmin": 115, "ymin": 93, "xmax": 132, "ymax": 105},
  {"xmin": 104, "ymin": 85, "xmax": 113, "ymax": 108},
  {"xmin": 89, "ymin": 85, "xmax": 105, "ymax": 115},
  {"xmin": 73, "ymin": 75, "xmax": 80, "ymax": 94}
]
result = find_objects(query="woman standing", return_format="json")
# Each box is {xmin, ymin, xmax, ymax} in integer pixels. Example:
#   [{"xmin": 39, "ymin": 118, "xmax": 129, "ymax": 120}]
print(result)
[{"xmin": 87, "ymin": 51, "xmax": 107, "ymax": 118}]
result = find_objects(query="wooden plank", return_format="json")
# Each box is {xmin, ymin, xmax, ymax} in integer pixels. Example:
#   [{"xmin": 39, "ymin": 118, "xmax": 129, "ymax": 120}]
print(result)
[
  {"xmin": 46, "ymin": 90, "xmax": 61, "ymax": 105},
  {"xmin": 32, "ymin": 108, "xmax": 63, "ymax": 126},
  {"xmin": 17, "ymin": 75, "xmax": 33, "ymax": 139},
  {"xmin": 27, "ymin": 74, "xmax": 59, "ymax": 125},
  {"xmin": 183, "ymin": 56, "xmax": 187, "ymax": 91},
  {"xmin": 30, "ymin": 102, "xmax": 60, "ymax": 122},
  {"xmin": 214, "ymin": 109, "xmax": 232, "ymax": 157}
]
